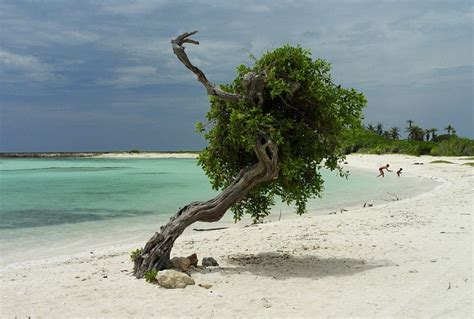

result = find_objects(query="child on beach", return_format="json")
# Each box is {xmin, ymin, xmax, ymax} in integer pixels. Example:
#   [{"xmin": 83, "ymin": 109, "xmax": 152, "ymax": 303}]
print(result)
[
  {"xmin": 377, "ymin": 164, "xmax": 392, "ymax": 177},
  {"xmin": 396, "ymin": 168, "xmax": 403, "ymax": 177}
]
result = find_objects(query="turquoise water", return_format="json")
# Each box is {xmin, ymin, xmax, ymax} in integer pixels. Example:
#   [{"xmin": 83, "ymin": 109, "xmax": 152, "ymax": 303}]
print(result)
[{"xmin": 0, "ymin": 158, "xmax": 437, "ymax": 265}]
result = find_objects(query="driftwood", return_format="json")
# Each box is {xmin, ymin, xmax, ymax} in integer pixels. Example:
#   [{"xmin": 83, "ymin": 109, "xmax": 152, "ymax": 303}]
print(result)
[
  {"xmin": 133, "ymin": 31, "xmax": 277, "ymax": 278},
  {"xmin": 192, "ymin": 227, "xmax": 229, "ymax": 232}
]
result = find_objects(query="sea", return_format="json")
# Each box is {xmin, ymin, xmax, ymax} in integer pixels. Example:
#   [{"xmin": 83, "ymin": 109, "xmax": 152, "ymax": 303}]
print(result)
[{"xmin": 0, "ymin": 157, "xmax": 438, "ymax": 265}]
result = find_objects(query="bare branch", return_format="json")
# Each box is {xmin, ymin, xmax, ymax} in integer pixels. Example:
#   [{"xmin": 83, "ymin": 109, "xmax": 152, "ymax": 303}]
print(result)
[{"xmin": 171, "ymin": 31, "xmax": 243, "ymax": 102}]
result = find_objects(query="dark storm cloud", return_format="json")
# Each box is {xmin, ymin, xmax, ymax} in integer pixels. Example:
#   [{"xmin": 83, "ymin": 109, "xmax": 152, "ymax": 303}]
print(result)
[{"xmin": 0, "ymin": 0, "xmax": 472, "ymax": 151}]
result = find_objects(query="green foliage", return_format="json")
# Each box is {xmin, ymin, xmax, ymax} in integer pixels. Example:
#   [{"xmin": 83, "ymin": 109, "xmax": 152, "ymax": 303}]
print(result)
[
  {"xmin": 342, "ymin": 129, "xmax": 474, "ymax": 157},
  {"xmin": 144, "ymin": 269, "xmax": 158, "ymax": 283},
  {"xmin": 430, "ymin": 160, "xmax": 453, "ymax": 164},
  {"xmin": 431, "ymin": 137, "xmax": 474, "ymax": 156},
  {"xmin": 196, "ymin": 45, "xmax": 366, "ymax": 221},
  {"xmin": 463, "ymin": 162, "xmax": 474, "ymax": 167},
  {"xmin": 129, "ymin": 149, "xmax": 141, "ymax": 154},
  {"xmin": 130, "ymin": 248, "xmax": 143, "ymax": 262}
]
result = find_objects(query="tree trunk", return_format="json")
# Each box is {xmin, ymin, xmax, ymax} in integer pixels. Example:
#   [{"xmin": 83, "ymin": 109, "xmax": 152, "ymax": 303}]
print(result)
[{"xmin": 133, "ymin": 135, "xmax": 278, "ymax": 278}]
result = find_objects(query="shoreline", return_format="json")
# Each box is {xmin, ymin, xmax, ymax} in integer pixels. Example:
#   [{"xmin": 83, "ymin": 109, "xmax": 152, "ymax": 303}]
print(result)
[
  {"xmin": 1, "ymin": 154, "xmax": 472, "ymax": 317},
  {"xmin": 0, "ymin": 161, "xmax": 439, "ymax": 268},
  {"xmin": 0, "ymin": 151, "xmax": 199, "ymax": 158}
]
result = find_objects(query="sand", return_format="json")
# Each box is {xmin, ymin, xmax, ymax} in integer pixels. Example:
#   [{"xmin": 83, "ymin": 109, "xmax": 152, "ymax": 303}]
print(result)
[
  {"xmin": 93, "ymin": 152, "xmax": 199, "ymax": 159},
  {"xmin": 1, "ymin": 154, "xmax": 472, "ymax": 318}
]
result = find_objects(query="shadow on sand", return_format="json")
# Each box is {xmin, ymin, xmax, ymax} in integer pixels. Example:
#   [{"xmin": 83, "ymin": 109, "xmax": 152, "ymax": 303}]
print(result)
[{"xmin": 214, "ymin": 252, "xmax": 393, "ymax": 280}]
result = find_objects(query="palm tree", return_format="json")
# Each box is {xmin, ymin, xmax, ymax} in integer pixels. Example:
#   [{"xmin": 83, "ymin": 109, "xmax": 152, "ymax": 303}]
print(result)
[
  {"xmin": 430, "ymin": 128, "xmax": 438, "ymax": 141},
  {"xmin": 405, "ymin": 120, "xmax": 415, "ymax": 139},
  {"xmin": 376, "ymin": 122, "xmax": 384, "ymax": 136},
  {"xmin": 424, "ymin": 129, "xmax": 431, "ymax": 141},
  {"xmin": 407, "ymin": 125, "xmax": 424, "ymax": 141},
  {"xmin": 444, "ymin": 124, "xmax": 454, "ymax": 136},
  {"xmin": 389, "ymin": 127, "xmax": 400, "ymax": 140},
  {"xmin": 413, "ymin": 126, "xmax": 425, "ymax": 141},
  {"xmin": 366, "ymin": 123, "xmax": 376, "ymax": 133}
]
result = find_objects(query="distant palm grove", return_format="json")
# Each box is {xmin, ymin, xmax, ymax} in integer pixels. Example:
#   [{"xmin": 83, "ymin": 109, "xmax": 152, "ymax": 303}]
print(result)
[{"xmin": 343, "ymin": 120, "xmax": 473, "ymax": 156}]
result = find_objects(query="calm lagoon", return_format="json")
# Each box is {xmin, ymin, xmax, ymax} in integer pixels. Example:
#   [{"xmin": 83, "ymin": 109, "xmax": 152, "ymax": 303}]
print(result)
[{"xmin": 0, "ymin": 158, "xmax": 437, "ymax": 265}]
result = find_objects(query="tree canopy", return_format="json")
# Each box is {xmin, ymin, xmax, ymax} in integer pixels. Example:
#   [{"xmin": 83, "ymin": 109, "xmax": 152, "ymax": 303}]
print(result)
[{"xmin": 196, "ymin": 45, "xmax": 367, "ymax": 221}]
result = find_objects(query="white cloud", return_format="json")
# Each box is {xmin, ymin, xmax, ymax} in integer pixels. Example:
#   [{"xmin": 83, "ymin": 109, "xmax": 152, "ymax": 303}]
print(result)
[
  {"xmin": 101, "ymin": 0, "xmax": 167, "ymax": 15},
  {"xmin": 97, "ymin": 65, "xmax": 161, "ymax": 88},
  {"xmin": 0, "ymin": 49, "xmax": 56, "ymax": 83}
]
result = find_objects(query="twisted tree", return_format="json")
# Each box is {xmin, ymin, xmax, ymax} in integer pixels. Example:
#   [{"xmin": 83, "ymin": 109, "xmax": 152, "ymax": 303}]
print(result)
[{"xmin": 133, "ymin": 31, "xmax": 366, "ymax": 278}]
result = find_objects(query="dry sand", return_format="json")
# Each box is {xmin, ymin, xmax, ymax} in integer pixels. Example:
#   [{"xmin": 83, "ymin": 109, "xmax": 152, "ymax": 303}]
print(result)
[{"xmin": 1, "ymin": 154, "xmax": 472, "ymax": 318}]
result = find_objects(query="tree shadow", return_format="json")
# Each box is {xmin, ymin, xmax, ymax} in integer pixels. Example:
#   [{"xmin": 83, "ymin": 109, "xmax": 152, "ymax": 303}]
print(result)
[{"xmin": 213, "ymin": 252, "xmax": 393, "ymax": 280}]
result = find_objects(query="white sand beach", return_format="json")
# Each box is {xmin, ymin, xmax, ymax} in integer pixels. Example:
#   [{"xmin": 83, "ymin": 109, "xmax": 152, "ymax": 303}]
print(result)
[
  {"xmin": 1, "ymin": 154, "xmax": 472, "ymax": 318},
  {"xmin": 94, "ymin": 152, "xmax": 199, "ymax": 159}
]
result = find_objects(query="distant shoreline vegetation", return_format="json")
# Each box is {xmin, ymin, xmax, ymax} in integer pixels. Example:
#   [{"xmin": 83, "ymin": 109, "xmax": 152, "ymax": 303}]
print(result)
[
  {"xmin": 343, "ymin": 121, "xmax": 474, "ymax": 156},
  {"xmin": 0, "ymin": 151, "xmax": 201, "ymax": 158}
]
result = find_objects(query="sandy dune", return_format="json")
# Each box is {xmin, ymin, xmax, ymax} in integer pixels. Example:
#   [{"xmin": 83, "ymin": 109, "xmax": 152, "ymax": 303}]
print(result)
[{"xmin": 1, "ymin": 154, "xmax": 472, "ymax": 318}]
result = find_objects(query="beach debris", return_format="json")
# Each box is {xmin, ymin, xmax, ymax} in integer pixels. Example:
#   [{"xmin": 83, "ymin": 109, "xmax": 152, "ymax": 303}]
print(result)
[
  {"xmin": 447, "ymin": 282, "xmax": 451, "ymax": 290},
  {"xmin": 202, "ymin": 257, "xmax": 219, "ymax": 267},
  {"xmin": 363, "ymin": 200, "xmax": 374, "ymax": 208},
  {"xmin": 155, "ymin": 269, "xmax": 195, "ymax": 289},
  {"xmin": 408, "ymin": 269, "xmax": 418, "ymax": 273},
  {"xmin": 387, "ymin": 192, "xmax": 400, "ymax": 201},
  {"xmin": 171, "ymin": 256, "xmax": 192, "ymax": 272},
  {"xmin": 193, "ymin": 227, "xmax": 228, "ymax": 232},
  {"xmin": 262, "ymin": 297, "xmax": 272, "ymax": 308},
  {"xmin": 207, "ymin": 290, "xmax": 223, "ymax": 297},
  {"xmin": 198, "ymin": 283, "xmax": 213, "ymax": 289}
]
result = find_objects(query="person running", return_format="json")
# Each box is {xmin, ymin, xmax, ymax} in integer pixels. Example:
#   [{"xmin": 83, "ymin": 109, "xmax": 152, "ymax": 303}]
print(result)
[
  {"xmin": 377, "ymin": 164, "xmax": 392, "ymax": 177},
  {"xmin": 396, "ymin": 168, "xmax": 403, "ymax": 177}
]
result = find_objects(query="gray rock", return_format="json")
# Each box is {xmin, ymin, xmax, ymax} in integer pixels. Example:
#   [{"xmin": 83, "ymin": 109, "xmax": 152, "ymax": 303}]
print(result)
[
  {"xmin": 202, "ymin": 257, "xmax": 219, "ymax": 267},
  {"xmin": 155, "ymin": 269, "xmax": 195, "ymax": 289}
]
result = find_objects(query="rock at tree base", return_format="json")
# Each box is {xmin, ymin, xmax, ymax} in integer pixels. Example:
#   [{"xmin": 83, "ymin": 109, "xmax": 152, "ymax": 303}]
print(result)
[
  {"xmin": 170, "ymin": 256, "xmax": 192, "ymax": 272},
  {"xmin": 155, "ymin": 270, "xmax": 195, "ymax": 289},
  {"xmin": 202, "ymin": 257, "xmax": 219, "ymax": 267},
  {"xmin": 187, "ymin": 253, "xmax": 198, "ymax": 267}
]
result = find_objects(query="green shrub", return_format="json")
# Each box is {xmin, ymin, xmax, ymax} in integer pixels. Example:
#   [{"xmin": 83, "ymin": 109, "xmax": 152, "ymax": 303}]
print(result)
[
  {"xmin": 130, "ymin": 248, "xmax": 143, "ymax": 262},
  {"xmin": 129, "ymin": 149, "xmax": 141, "ymax": 154},
  {"xmin": 431, "ymin": 137, "xmax": 474, "ymax": 156},
  {"xmin": 342, "ymin": 129, "xmax": 473, "ymax": 157},
  {"xmin": 430, "ymin": 160, "xmax": 454, "ymax": 164},
  {"xmin": 144, "ymin": 269, "xmax": 158, "ymax": 283},
  {"xmin": 463, "ymin": 162, "xmax": 474, "ymax": 167}
]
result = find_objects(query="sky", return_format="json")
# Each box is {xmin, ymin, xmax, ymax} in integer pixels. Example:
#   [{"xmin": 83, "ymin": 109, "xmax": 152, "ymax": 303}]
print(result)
[{"xmin": 0, "ymin": 0, "xmax": 472, "ymax": 152}]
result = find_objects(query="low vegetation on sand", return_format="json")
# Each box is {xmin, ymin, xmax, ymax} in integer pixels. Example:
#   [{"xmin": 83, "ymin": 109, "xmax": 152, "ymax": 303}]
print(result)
[{"xmin": 342, "ymin": 128, "xmax": 474, "ymax": 157}]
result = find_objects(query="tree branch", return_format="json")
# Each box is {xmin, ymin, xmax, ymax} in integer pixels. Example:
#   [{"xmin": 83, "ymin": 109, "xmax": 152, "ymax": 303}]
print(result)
[
  {"xmin": 171, "ymin": 31, "xmax": 243, "ymax": 102},
  {"xmin": 133, "ymin": 135, "xmax": 278, "ymax": 277}
]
